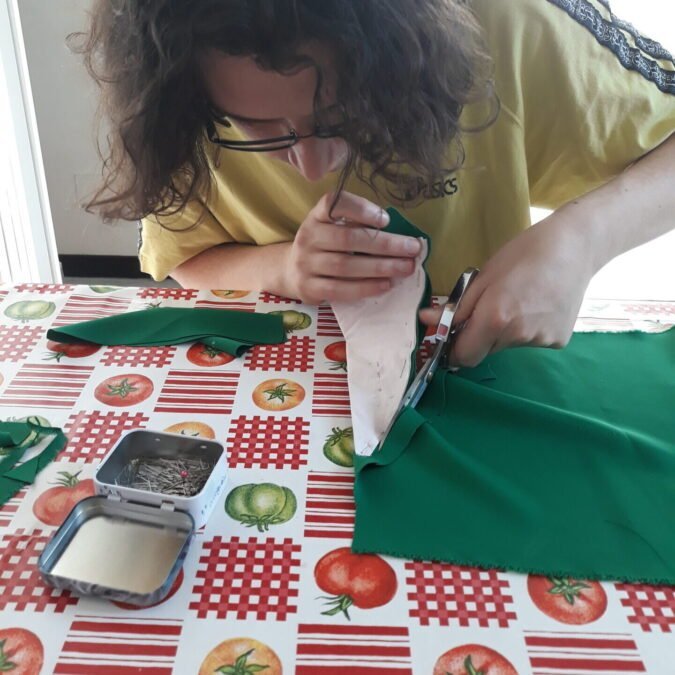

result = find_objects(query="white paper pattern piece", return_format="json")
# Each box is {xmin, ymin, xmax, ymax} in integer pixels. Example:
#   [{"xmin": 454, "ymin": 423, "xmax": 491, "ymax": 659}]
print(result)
[{"xmin": 332, "ymin": 238, "xmax": 429, "ymax": 456}]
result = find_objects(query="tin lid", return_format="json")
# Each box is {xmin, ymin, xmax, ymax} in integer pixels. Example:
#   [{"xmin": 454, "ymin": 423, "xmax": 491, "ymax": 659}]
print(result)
[{"xmin": 39, "ymin": 495, "xmax": 193, "ymax": 606}]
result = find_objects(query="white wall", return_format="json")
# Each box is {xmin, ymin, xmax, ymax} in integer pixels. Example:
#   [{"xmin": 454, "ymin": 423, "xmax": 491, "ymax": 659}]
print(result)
[{"xmin": 17, "ymin": 0, "xmax": 137, "ymax": 256}]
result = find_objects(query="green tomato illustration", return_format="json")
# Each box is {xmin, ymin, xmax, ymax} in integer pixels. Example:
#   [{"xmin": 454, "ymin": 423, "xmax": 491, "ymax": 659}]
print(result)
[
  {"xmin": 268, "ymin": 310, "xmax": 312, "ymax": 333},
  {"xmin": 0, "ymin": 415, "xmax": 51, "ymax": 456},
  {"xmin": 4, "ymin": 300, "xmax": 56, "ymax": 321},
  {"xmin": 89, "ymin": 285, "xmax": 121, "ymax": 293},
  {"xmin": 323, "ymin": 427, "xmax": 355, "ymax": 467},
  {"xmin": 225, "ymin": 483, "xmax": 297, "ymax": 531}
]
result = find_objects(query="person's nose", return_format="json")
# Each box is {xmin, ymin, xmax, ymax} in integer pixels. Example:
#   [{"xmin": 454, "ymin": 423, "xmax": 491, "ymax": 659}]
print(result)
[{"xmin": 287, "ymin": 137, "xmax": 336, "ymax": 182}]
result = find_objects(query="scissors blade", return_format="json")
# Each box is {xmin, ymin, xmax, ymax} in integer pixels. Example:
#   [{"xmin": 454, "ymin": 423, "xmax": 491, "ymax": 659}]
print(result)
[{"xmin": 377, "ymin": 267, "xmax": 479, "ymax": 450}]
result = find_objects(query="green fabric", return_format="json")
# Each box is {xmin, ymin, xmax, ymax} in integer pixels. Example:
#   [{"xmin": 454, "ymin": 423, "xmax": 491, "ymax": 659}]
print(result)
[
  {"xmin": 0, "ymin": 422, "xmax": 67, "ymax": 506},
  {"xmin": 46, "ymin": 307, "xmax": 286, "ymax": 357},
  {"xmin": 354, "ymin": 328, "xmax": 675, "ymax": 584}
]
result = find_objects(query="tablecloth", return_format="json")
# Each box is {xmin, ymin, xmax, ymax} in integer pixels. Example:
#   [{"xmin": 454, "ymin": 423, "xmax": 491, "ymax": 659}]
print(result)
[{"xmin": 0, "ymin": 282, "xmax": 673, "ymax": 674}]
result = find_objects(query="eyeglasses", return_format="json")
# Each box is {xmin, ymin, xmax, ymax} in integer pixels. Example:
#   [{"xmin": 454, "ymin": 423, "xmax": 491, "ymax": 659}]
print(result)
[{"xmin": 206, "ymin": 109, "xmax": 345, "ymax": 153}]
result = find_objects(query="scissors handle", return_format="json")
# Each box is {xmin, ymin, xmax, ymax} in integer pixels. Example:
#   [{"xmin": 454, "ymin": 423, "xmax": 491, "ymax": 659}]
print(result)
[{"xmin": 437, "ymin": 267, "xmax": 479, "ymax": 368}]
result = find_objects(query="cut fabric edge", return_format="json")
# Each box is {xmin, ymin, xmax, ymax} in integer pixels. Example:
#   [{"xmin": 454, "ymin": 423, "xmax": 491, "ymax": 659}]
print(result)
[{"xmin": 349, "ymin": 538, "xmax": 675, "ymax": 586}]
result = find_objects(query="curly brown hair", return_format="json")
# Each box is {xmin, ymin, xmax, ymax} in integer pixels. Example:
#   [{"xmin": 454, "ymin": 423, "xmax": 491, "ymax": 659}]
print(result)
[{"xmin": 71, "ymin": 0, "xmax": 497, "ymax": 222}]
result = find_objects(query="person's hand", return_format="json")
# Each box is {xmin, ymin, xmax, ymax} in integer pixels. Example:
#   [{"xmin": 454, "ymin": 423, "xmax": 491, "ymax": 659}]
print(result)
[
  {"xmin": 420, "ymin": 213, "xmax": 594, "ymax": 367},
  {"xmin": 283, "ymin": 192, "xmax": 422, "ymax": 304}
]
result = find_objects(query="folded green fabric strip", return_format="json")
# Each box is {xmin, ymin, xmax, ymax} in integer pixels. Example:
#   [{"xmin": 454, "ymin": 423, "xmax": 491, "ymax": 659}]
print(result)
[
  {"xmin": 354, "ymin": 328, "xmax": 675, "ymax": 584},
  {"xmin": 46, "ymin": 307, "xmax": 286, "ymax": 357},
  {"xmin": 0, "ymin": 421, "xmax": 67, "ymax": 506}
]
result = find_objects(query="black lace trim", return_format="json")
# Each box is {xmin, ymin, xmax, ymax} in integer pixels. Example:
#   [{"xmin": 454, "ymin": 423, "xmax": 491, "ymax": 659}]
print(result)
[{"xmin": 547, "ymin": 0, "xmax": 675, "ymax": 95}]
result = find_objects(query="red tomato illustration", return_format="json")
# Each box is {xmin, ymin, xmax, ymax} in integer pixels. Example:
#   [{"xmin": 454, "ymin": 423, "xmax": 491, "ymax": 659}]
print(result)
[
  {"xmin": 527, "ymin": 575, "xmax": 607, "ymax": 624},
  {"xmin": 324, "ymin": 341, "xmax": 347, "ymax": 371},
  {"xmin": 186, "ymin": 342, "xmax": 235, "ymax": 367},
  {"xmin": 0, "ymin": 628, "xmax": 44, "ymax": 675},
  {"xmin": 434, "ymin": 644, "xmax": 518, "ymax": 675},
  {"xmin": 32, "ymin": 471, "xmax": 95, "ymax": 527},
  {"xmin": 94, "ymin": 374, "xmax": 153, "ymax": 407},
  {"xmin": 314, "ymin": 547, "xmax": 397, "ymax": 619},
  {"xmin": 45, "ymin": 340, "xmax": 100, "ymax": 362}
]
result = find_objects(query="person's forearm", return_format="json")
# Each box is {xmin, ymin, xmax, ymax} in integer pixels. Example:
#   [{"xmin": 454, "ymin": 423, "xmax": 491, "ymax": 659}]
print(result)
[
  {"xmin": 558, "ymin": 133, "xmax": 675, "ymax": 274},
  {"xmin": 170, "ymin": 241, "xmax": 293, "ymax": 294}
]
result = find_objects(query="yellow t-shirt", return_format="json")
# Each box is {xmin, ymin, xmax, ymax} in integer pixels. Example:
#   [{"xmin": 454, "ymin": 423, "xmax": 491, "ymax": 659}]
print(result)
[{"xmin": 139, "ymin": 0, "xmax": 675, "ymax": 292}]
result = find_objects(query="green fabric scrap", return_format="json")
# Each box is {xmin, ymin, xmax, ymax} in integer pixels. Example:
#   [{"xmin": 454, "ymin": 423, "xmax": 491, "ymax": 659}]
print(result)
[
  {"xmin": 46, "ymin": 307, "xmax": 286, "ymax": 357},
  {"xmin": 0, "ymin": 422, "xmax": 67, "ymax": 506}
]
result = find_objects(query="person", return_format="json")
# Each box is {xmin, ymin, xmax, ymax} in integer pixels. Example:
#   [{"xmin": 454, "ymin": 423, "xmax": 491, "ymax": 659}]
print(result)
[{"xmin": 74, "ymin": 0, "xmax": 675, "ymax": 367}]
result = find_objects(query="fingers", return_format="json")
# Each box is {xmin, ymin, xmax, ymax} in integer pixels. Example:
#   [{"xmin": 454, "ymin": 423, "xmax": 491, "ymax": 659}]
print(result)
[
  {"xmin": 450, "ymin": 323, "xmax": 496, "ymax": 368},
  {"xmin": 452, "ymin": 274, "xmax": 486, "ymax": 326},
  {"xmin": 304, "ymin": 277, "xmax": 392, "ymax": 304},
  {"xmin": 418, "ymin": 307, "xmax": 442, "ymax": 327},
  {"xmin": 290, "ymin": 191, "xmax": 422, "ymax": 305},
  {"xmin": 450, "ymin": 300, "xmax": 571, "ymax": 367},
  {"xmin": 310, "ymin": 252, "xmax": 416, "ymax": 279},
  {"xmin": 312, "ymin": 192, "xmax": 390, "ymax": 229},
  {"xmin": 441, "ymin": 277, "xmax": 490, "ymax": 367},
  {"xmin": 309, "ymin": 221, "xmax": 421, "ymax": 258}
]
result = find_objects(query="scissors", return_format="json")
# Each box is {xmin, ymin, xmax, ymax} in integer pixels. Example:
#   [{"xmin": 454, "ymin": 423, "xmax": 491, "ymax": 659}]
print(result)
[{"xmin": 378, "ymin": 267, "xmax": 479, "ymax": 447}]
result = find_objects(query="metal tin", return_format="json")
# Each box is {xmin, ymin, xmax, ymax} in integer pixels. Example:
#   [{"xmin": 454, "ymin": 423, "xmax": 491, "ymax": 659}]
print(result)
[
  {"xmin": 95, "ymin": 429, "xmax": 228, "ymax": 529},
  {"xmin": 39, "ymin": 429, "xmax": 228, "ymax": 606},
  {"xmin": 38, "ymin": 495, "xmax": 193, "ymax": 606}
]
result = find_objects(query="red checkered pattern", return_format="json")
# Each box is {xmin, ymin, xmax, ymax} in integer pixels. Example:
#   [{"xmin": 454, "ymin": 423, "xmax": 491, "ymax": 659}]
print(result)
[
  {"xmin": 0, "ymin": 529, "xmax": 78, "ymax": 612},
  {"xmin": 227, "ymin": 415, "xmax": 310, "ymax": 469},
  {"xmin": 312, "ymin": 373, "xmax": 351, "ymax": 416},
  {"xmin": 304, "ymin": 472, "xmax": 355, "ymax": 539},
  {"xmin": 100, "ymin": 345, "xmax": 177, "ymax": 368},
  {"xmin": 296, "ymin": 624, "xmax": 413, "ymax": 674},
  {"xmin": 621, "ymin": 302, "xmax": 675, "ymax": 316},
  {"xmin": 154, "ymin": 370, "xmax": 239, "ymax": 414},
  {"xmin": 245, "ymin": 336, "xmax": 315, "ymax": 372},
  {"xmin": 14, "ymin": 283, "xmax": 74, "ymax": 294},
  {"xmin": 63, "ymin": 410, "xmax": 150, "ymax": 462},
  {"xmin": 259, "ymin": 291, "xmax": 301, "ymax": 304},
  {"xmin": 195, "ymin": 299, "xmax": 256, "ymax": 312},
  {"xmin": 55, "ymin": 616, "xmax": 183, "ymax": 675},
  {"xmin": 0, "ymin": 325, "xmax": 42, "ymax": 362},
  {"xmin": 137, "ymin": 287, "xmax": 197, "ymax": 301},
  {"xmin": 404, "ymin": 561, "xmax": 516, "ymax": 627},
  {"xmin": 52, "ymin": 294, "xmax": 131, "ymax": 327},
  {"xmin": 0, "ymin": 491, "xmax": 25, "ymax": 529},
  {"xmin": 524, "ymin": 630, "xmax": 645, "ymax": 673},
  {"xmin": 317, "ymin": 305, "xmax": 342, "ymax": 337},
  {"xmin": 415, "ymin": 338, "xmax": 435, "ymax": 371},
  {"xmin": 0, "ymin": 363, "xmax": 93, "ymax": 408},
  {"xmin": 189, "ymin": 536, "xmax": 301, "ymax": 620},
  {"xmin": 615, "ymin": 582, "xmax": 675, "ymax": 632}
]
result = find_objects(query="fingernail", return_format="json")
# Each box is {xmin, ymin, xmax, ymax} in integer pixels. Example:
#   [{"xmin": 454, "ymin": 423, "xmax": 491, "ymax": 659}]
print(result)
[
  {"xmin": 379, "ymin": 280, "xmax": 391, "ymax": 291},
  {"xmin": 405, "ymin": 238, "xmax": 420, "ymax": 254},
  {"xmin": 396, "ymin": 261, "xmax": 412, "ymax": 273},
  {"xmin": 372, "ymin": 207, "xmax": 389, "ymax": 226}
]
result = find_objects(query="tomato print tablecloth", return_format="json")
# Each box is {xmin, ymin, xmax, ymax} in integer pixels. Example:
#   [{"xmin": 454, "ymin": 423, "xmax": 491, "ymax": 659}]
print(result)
[{"xmin": 0, "ymin": 283, "xmax": 674, "ymax": 675}]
